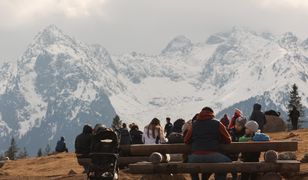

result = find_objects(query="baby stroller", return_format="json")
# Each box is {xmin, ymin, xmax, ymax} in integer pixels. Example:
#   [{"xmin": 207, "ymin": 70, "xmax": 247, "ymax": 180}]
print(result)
[{"xmin": 88, "ymin": 128, "xmax": 119, "ymax": 180}]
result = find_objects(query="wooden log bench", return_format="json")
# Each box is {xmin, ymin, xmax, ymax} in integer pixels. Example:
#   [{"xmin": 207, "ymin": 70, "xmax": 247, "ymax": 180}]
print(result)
[
  {"xmin": 129, "ymin": 161, "xmax": 300, "ymax": 174},
  {"xmin": 123, "ymin": 141, "xmax": 299, "ymax": 179},
  {"xmin": 120, "ymin": 141, "xmax": 298, "ymax": 156}
]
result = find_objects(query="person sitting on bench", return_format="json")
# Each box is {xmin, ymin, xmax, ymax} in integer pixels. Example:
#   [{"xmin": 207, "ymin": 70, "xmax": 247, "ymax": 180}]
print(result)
[{"xmin": 184, "ymin": 107, "xmax": 232, "ymax": 180}]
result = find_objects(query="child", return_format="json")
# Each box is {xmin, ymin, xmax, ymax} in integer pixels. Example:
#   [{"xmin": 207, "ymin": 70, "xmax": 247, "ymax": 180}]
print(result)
[
  {"xmin": 239, "ymin": 121, "xmax": 261, "ymax": 180},
  {"xmin": 230, "ymin": 117, "xmax": 247, "ymax": 142},
  {"xmin": 228, "ymin": 117, "xmax": 247, "ymax": 180}
]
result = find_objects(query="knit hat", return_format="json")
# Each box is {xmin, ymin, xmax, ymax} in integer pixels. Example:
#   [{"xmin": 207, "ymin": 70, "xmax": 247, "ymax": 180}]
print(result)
[
  {"xmin": 235, "ymin": 117, "xmax": 247, "ymax": 128},
  {"xmin": 245, "ymin": 121, "xmax": 259, "ymax": 133}
]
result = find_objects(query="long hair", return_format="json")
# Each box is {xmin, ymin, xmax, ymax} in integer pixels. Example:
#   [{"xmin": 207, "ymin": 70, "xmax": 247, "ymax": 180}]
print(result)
[{"xmin": 147, "ymin": 118, "xmax": 161, "ymax": 138}]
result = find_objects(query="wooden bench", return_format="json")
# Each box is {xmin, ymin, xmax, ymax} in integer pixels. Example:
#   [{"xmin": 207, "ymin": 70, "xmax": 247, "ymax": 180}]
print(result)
[
  {"xmin": 129, "ymin": 161, "xmax": 300, "ymax": 174},
  {"xmin": 123, "ymin": 141, "xmax": 300, "ymax": 179},
  {"xmin": 120, "ymin": 141, "xmax": 298, "ymax": 156}
]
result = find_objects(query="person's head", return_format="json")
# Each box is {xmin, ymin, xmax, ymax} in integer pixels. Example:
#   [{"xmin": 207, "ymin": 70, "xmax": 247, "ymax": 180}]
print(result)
[
  {"xmin": 245, "ymin": 121, "xmax": 259, "ymax": 135},
  {"xmin": 82, "ymin": 124, "xmax": 93, "ymax": 134},
  {"xmin": 234, "ymin": 108, "xmax": 243, "ymax": 117},
  {"xmin": 173, "ymin": 118, "xmax": 186, "ymax": 133},
  {"xmin": 60, "ymin": 136, "xmax": 65, "ymax": 141},
  {"xmin": 93, "ymin": 123, "xmax": 106, "ymax": 134},
  {"xmin": 147, "ymin": 118, "xmax": 161, "ymax": 138},
  {"xmin": 253, "ymin": 103, "xmax": 262, "ymax": 111},
  {"xmin": 129, "ymin": 123, "xmax": 136, "ymax": 129},
  {"xmin": 235, "ymin": 117, "xmax": 247, "ymax": 132},
  {"xmin": 166, "ymin": 117, "xmax": 171, "ymax": 123},
  {"xmin": 150, "ymin": 118, "xmax": 161, "ymax": 126},
  {"xmin": 197, "ymin": 107, "xmax": 215, "ymax": 120},
  {"xmin": 122, "ymin": 123, "xmax": 127, "ymax": 128},
  {"xmin": 131, "ymin": 124, "xmax": 139, "ymax": 131}
]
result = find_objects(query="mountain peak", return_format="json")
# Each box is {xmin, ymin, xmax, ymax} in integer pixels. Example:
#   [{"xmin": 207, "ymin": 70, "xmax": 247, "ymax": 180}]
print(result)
[
  {"xmin": 279, "ymin": 32, "xmax": 298, "ymax": 49},
  {"xmin": 161, "ymin": 35, "xmax": 193, "ymax": 55},
  {"xmin": 33, "ymin": 25, "xmax": 73, "ymax": 46}
]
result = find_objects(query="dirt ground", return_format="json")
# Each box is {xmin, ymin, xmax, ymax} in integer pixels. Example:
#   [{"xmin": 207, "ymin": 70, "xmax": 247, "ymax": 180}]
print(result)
[{"xmin": 1, "ymin": 129, "xmax": 308, "ymax": 180}]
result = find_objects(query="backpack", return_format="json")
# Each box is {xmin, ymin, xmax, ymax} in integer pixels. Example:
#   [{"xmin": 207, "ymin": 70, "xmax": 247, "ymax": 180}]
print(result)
[
  {"xmin": 253, "ymin": 132, "xmax": 270, "ymax": 141},
  {"xmin": 265, "ymin": 110, "xmax": 280, "ymax": 117},
  {"xmin": 167, "ymin": 132, "xmax": 184, "ymax": 144}
]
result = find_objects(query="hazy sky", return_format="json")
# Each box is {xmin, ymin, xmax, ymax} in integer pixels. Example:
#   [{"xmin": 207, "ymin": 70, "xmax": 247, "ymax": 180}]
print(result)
[{"xmin": 1, "ymin": 0, "xmax": 308, "ymax": 62}]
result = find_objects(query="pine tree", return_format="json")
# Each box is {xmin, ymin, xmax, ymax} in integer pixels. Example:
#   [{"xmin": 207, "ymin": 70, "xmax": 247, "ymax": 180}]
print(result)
[
  {"xmin": 112, "ymin": 115, "xmax": 122, "ymax": 130},
  {"xmin": 5, "ymin": 137, "xmax": 19, "ymax": 160},
  {"xmin": 17, "ymin": 147, "xmax": 28, "ymax": 159},
  {"xmin": 37, "ymin": 148, "xmax": 43, "ymax": 157},
  {"xmin": 44, "ymin": 144, "xmax": 51, "ymax": 156},
  {"xmin": 288, "ymin": 84, "xmax": 304, "ymax": 129}
]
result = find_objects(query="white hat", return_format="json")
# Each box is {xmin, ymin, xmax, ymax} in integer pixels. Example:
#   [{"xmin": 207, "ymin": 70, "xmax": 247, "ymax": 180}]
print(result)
[{"xmin": 245, "ymin": 121, "xmax": 259, "ymax": 133}]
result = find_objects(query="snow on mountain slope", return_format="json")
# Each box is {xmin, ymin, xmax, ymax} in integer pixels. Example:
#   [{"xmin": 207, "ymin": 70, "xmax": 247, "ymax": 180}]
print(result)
[
  {"xmin": 0, "ymin": 25, "xmax": 118, "ymax": 154},
  {"xmin": 111, "ymin": 27, "xmax": 308, "ymax": 127},
  {"xmin": 0, "ymin": 25, "xmax": 307, "ymax": 154}
]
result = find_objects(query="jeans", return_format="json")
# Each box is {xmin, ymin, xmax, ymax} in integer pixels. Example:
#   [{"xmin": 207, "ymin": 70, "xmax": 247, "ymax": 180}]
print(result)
[{"xmin": 188, "ymin": 153, "xmax": 231, "ymax": 180}]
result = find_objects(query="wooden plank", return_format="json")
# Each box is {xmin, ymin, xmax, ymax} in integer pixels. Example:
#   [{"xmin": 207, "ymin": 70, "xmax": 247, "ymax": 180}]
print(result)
[
  {"xmin": 77, "ymin": 156, "xmax": 182, "ymax": 167},
  {"xmin": 129, "ymin": 161, "xmax": 300, "ymax": 174},
  {"xmin": 121, "ymin": 141, "xmax": 298, "ymax": 156},
  {"xmin": 119, "ymin": 156, "xmax": 149, "ymax": 165}
]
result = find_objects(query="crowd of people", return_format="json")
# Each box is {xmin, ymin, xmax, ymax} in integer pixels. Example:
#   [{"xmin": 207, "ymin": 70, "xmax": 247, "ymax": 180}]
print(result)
[{"xmin": 72, "ymin": 103, "xmax": 276, "ymax": 179}]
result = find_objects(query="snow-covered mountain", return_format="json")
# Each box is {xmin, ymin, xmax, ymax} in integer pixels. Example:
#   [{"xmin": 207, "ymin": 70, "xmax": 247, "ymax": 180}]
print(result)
[
  {"xmin": 0, "ymin": 25, "xmax": 307, "ymax": 154},
  {"xmin": 0, "ymin": 25, "xmax": 120, "ymax": 154},
  {"xmin": 111, "ymin": 27, "xmax": 308, "ymax": 127}
]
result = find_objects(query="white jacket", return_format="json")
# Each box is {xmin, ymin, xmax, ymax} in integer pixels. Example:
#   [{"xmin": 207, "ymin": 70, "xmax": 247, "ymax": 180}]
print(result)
[{"xmin": 142, "ymin": 126, "xmax": 166, "ymax": 144}]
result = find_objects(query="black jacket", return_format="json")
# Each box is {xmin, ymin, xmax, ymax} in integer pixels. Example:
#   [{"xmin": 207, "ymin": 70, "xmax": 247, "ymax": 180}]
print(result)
[
  {"xmin": 75, "ymin": 125, "xmax": 93, "ymax": 156},
  {"xmin": 249, "ymin": 104, "xmax": 266, "ymax": 130},
  {"xmin": 75, "ymin": 133, "xmax": 92, "ymax": 155},
  {"xmin": 119, "ymin": 128, "xmax": 131, "ymax": 145},
  {"xmin": 130, "ymin": 129, "xmax": 143, "ymax": 144}
]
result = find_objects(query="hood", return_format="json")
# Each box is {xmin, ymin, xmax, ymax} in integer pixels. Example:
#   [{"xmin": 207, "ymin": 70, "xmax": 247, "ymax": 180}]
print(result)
[{"xmin": 253, "ymin": 103, "xmax": 262, "ymax": 111}]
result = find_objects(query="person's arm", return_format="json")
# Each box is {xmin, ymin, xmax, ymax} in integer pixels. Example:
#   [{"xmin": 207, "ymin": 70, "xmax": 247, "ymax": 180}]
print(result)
[
  {"xmin": 219, "ymin": 123, "xmax": 232, "ymax": 144},
  {"xmin": 184, "ymin": 125, "xmax": 192, "ymax": 144},
  {"xmin": 142, "ymin": 132, "xmax": 145, "ymax": 144}
]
